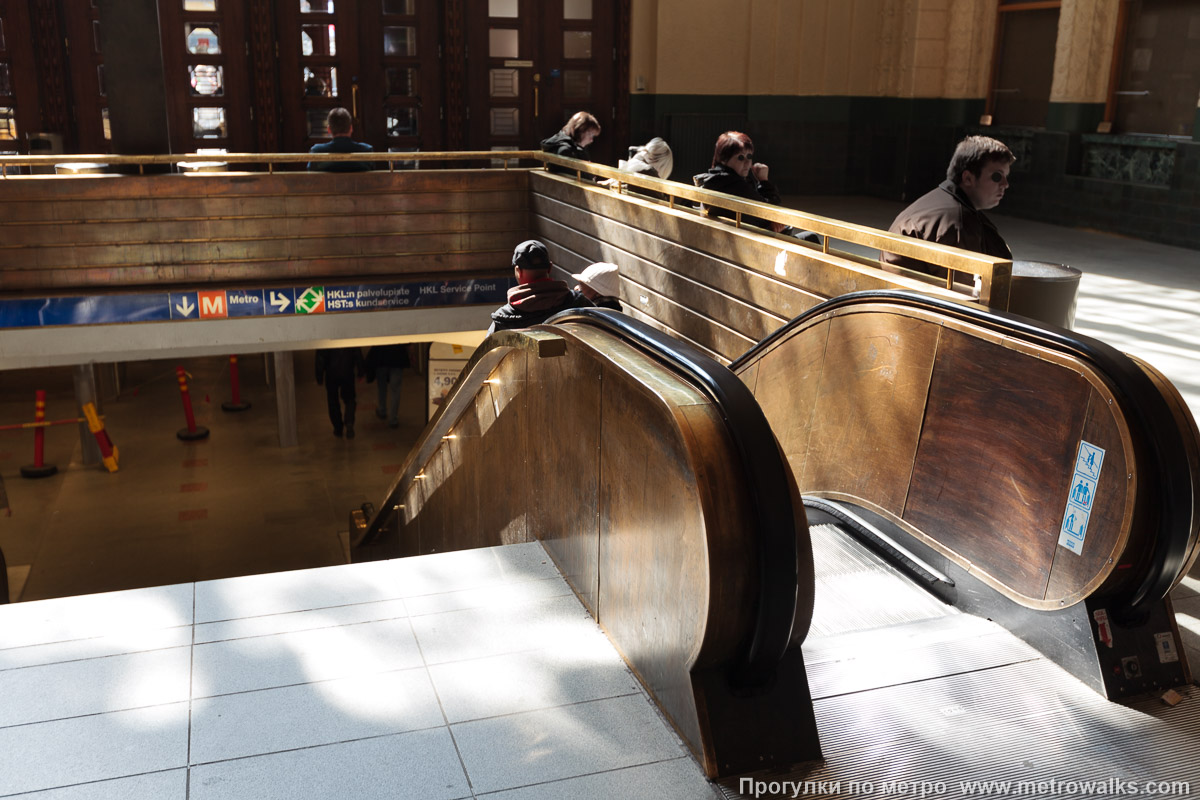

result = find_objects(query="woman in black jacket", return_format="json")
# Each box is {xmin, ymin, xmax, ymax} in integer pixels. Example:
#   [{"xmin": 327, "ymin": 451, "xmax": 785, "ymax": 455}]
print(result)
[
  {"xmin": 540, "ymin": 111, "xmax": 601, "ymax": 161},
  {"xmin": 693, "ymin": 131, "xmax": 819, "ymax": 243}
]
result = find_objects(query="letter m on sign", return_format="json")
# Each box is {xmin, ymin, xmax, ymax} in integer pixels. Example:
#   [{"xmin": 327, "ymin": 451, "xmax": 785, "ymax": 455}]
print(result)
[{"xmin": 199, "ymin": 291, "xmax": 228, "ymax": 319}]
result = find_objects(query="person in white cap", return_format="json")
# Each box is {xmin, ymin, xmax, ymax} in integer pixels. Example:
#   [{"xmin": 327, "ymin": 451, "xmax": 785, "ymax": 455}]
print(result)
[
  {"xmin": 620, "ymin": 137, "xmax": 673, "ymax": 180},
  {"xmin": 572, "ymin": 262, "xmax": 622, "ymax": 311}
]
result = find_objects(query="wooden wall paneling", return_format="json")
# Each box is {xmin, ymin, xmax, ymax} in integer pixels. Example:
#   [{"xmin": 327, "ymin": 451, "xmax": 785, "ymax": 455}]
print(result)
[
  {"xmin": 29, "ymin": 0, "xmax": 67, "ymax": 136},
  {"xmin": 801, "ymin": 311, "xmax": 940, "ymax": 515},
  {"xmin": 528, "ymin": 340, "xmax": 603, "ymax": 614},
  {"xmin": 1043, "ymin": 385, "xmax": 1134, "ymax": 604},
  {"xmin": 485, "ymin": 349, "xmax": 532, "ymax": 544},
  {"xmin": 620, "ymin": 306, "xmax": 729, "ymax": 365},
  {"xmin": 442, "ymin": 0, "xmax": 465, "ymax": 150},
  {"xmin": 536, "ymin": 213, "xmax": 791, "ymax": 343},
  {"xmin": 905, "ymin": 328, "xmax": 1092, "ymax": 603},
  {"xmin": 416, "ymin": 442, "xmax": 452, "ymax": 555},
  {"xmin": 531, "ymin": 173, "xmax": 962, "ymax": 306},
  {"xmin": 246, "ymin": 0, "xmax": 279, "ymax": 153},
  {"xmin": 530, "ymin": 180, "xmax": 824, "ymax": 323},
  {"xmin": 3, "ymin": 1, "xmax": 40, "ymax": 149}
]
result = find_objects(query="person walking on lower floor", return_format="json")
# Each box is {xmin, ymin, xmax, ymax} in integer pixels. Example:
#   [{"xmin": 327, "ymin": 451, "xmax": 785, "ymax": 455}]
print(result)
[
  {"xmin": 315, "ymin": 347, "xmax": 365, "ymax": 438},
  {"xmin": 366, "ymin": 343, "xmax": 411, "ymax": 428}
]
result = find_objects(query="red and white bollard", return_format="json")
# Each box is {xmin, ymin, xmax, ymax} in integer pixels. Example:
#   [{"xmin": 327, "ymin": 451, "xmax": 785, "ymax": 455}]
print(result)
[
  {"xmin": 175, "ymin": 366, "xmax": 210, "ymax": 441},
  {"xmin": 221, "ymin": 355, "xmax": 252, "ymax": 412},
  {"xmin": 20, "ymin": 389, "xmax": 58, "ymax": 478}
]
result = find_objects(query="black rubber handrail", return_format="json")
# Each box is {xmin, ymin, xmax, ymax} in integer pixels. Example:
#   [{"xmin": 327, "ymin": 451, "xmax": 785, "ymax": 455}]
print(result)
[
  {"xmin": 732, "ymin": 289, "xmax": 1193, "ymax": 622},
  {"xmin": 547, "ymin": 307, "xmax": 800, "ymax": 689}
]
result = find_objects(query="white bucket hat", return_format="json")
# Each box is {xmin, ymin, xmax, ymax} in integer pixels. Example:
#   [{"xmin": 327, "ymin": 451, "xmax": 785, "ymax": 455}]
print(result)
[{"xmin": 571, "ymin": 262, "xmax": 620, "ymax": 298}]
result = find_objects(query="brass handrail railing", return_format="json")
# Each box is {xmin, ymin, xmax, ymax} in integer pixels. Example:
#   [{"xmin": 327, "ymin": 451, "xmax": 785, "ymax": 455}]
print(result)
[{"xmin": 0, "ymin": 148, "xmax": 1012, "ymax": 309}]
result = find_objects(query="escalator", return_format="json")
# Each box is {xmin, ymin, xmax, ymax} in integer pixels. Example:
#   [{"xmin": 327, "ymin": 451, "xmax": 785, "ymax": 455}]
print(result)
[{"xmin": 351, "ymin": 291, "xmax": 1200, "ymax": 792}]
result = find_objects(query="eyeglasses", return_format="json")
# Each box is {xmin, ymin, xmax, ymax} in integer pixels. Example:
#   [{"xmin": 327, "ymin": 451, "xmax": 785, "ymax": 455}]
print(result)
[
  {"xmin": 734, "ymin": 153, "xmax": 754, "ymax": 162},
  {"xmin": 987, "ymin": 171, "xmax": 1008, "ymax": 184}
]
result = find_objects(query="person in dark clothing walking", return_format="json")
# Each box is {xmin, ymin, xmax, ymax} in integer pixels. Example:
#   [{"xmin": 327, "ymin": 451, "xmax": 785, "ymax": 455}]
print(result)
[
  {"xmin": 315, "ymin": 346, "xmax": 365, "ymax": 438},
  {"xmin": 366, "ymin": 343, "xmax": 411, "ymax": 428},
  {"xmin": 488, "ymin": 240, "xmax": 593, "ymax": 334},
  {"xmin": 307, "ymin": 107, "xmax": 375, "ymax": 172}
]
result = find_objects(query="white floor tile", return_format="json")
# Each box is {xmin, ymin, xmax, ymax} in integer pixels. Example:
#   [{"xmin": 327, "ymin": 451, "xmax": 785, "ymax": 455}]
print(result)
[
  {"xmin": 190, "ymin": 667, "xmax": 444, "ymax": 763},
  {"xmin": 193, "ymin": 562, "xmax": 405, "ymax": 623},
  {"xmin": 410, "ymin": 593, "xmax": 604, "ymax": 666},
  {"xmin": 0, "ymin": 703, "xmax": 189, "ymax": 796},
  {"xmin": 0, "ymin": 647, "xmax": 191, "ymax": 727},
  {"xmin": 2, "ymin": 769, "xmax": 187, "ymax": 800},
  {"xmin": 0, "ymin": 584, "xmax": 193, "ymax": 650},
  {"xmin": 371, "ymin": 542, "xmax": 563, "ymax": 601},
  {"xmin": 404, "ymin": 577, "xmax": 572, "ymax": 617},
  {"xmin": 479, "ymin": 758, "xmax": 721, "ymax": 800},
  {"xmin": 192, "ymin": 617, "xmax": 423, "ymax": 697},
  {"xmin": 429, "ymin": 636, "xmax": 640, "ymax": 723},
  {"xmin": 194, "ymin": 598, "xmax": 408, "ymax": 644},
  {"xmin": 190, "ymin": 728, "xmax": 470, "ymax": 800},
  {"xmin": 452, "ymin": 694, "xmax": 688, "ymax": 794},
  {"xmin": 0, "ymin": 627, "xmax": 191, "ymax": 671}
]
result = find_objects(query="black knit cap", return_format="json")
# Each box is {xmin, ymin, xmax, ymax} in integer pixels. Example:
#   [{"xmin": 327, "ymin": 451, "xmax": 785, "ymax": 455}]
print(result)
[{"xmin": 512, "ymin": 239, "xmax": 551, "ymax": 271}]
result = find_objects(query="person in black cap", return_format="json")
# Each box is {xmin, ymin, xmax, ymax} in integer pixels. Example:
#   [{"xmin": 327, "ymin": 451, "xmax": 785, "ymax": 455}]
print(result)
[{"xmin": 488, "ymin": 240, "xmax": 594, "ymax": 334}]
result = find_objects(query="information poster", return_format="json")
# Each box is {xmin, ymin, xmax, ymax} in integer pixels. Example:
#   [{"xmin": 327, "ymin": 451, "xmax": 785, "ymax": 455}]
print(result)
[{"xmin": 426, "ymin": 342, "xmax": 471, "ymax": 421}]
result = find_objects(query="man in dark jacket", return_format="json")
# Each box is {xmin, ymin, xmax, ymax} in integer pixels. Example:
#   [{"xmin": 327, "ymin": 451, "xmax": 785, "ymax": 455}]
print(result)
[
  {"xmin": 880, "ymin": 135, "xmax": 1015, "ymax": 280},
  {"xmin": 307, "ymin": 107, "xmax": 375, "ymax": 172},
  {"xmin": 315, "ymin": 346, "xmax": 365, "ymax": 438},
  {"xmin": 488, "ymin": 240, "xmax": 593, "ymax": 333},
  {"xmin": 366, "ymin": 343, "xmax": 410, "ymax": 428}
]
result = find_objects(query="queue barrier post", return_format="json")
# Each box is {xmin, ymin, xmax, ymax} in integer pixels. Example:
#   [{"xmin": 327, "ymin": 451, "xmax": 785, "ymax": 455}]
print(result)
[
  {"xmin": 82, "ymin": 402, "xmax": 119, "ymax": 472},
  {"xmin": 175, "ymin": 366, "xmax": 210, "ymax": 441},
  {"xmin": 221, "ymin": 355, "xmax": 251, "ymax": 412},
  {"xmin": 19, "ymin": 390, "xmax": 58, "ymax": 479}
]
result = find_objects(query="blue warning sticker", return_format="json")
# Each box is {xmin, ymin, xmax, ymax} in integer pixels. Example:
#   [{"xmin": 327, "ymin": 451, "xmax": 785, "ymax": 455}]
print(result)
[{"xmin": 1058, "ymin": 441, "xmax": 1106, "ymax": 555}]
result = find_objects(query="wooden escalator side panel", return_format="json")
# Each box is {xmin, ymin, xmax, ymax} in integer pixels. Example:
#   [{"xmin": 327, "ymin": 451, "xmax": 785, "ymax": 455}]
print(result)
[{"xmin": 739, "ymin": 302, "xmax": 1138, "ymax": 609}]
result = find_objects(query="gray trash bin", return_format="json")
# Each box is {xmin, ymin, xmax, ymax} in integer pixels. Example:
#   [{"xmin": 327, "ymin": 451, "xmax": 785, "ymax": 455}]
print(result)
[{"xmin": 1006, "ymin": 261, "xmax": 1082, "ymax": 329}]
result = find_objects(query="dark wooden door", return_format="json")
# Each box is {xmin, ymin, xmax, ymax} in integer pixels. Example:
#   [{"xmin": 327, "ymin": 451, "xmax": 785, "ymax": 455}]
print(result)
[
  {"xmin": 157, "ymin": 0, "xmax": 254, "ymax": 153},
  {"xmin": 464, "ymin": 0, "xmax": 615, "ymax": 163},
  {"xmin": 63, "ymin": 0, "xmax": 109, "ymax": 153},
  {"xmin": 990, "ymin": 7, "xmax": 1059, "ymax": 128},
  {"xmin": 0, "ymin": 0, "xmax": 38, "ymax": 151}
]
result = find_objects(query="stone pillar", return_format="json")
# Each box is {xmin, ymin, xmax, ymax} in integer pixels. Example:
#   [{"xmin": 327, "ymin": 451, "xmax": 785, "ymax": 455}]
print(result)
[
  {"xmin": 274, "ymin": 351, "xmax": 298, "ymax": 448},
  {"xmin": 73, "ymin": 364, "xmax": 102, "ymax": 466},
  {"xmin": 1048, "ymin": 0, "xmax": 1120, "ymax": 131}
]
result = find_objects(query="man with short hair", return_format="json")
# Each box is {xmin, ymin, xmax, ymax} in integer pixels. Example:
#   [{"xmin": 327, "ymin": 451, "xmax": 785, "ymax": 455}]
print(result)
[
  {"xmin": 307, "ymin": 107, "xmax": 374, "ymax": 172},
  {"xmin": 881, "ymin": 135, "xmax": 1015, "ymax": 280},
  {"xmin": 488, "ymin": 240, "xmax": 593, "ymax": 334}
]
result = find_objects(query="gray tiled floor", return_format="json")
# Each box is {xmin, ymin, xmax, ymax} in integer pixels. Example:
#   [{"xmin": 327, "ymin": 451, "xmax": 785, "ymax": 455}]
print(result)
[{"xmin": 0, "ymin": 542, "xmax": 720, "ymax": 799}]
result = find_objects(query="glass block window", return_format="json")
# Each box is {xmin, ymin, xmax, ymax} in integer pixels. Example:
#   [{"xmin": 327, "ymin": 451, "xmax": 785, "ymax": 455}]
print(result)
[
  {"xmin": 0, "ymin": 64, "xmax": 10, "ymax": 96},
  {"xmin": 489, "ymin": 28, "xmax": 518, "ymax": 58},
  {"xmin": 186, "ymin": 24, "xmax": 220, "ymax": 55},
  {"xmin": 300, "ymin": 0, "xmax": 334, "ymax": 11},
  {"xmin": 192, "ymin": 106, "xmax": 227, "ymax": 138},
  {"xmin": 489, "ymin": 0, "xmax": 518, "ymax": 17},
  {"xmin": 564, "ymin": 0, "xmax": 592, "ymax": 19},
  {"xmin": 385, "ymin": 67, "xmax": 417, "ymax": 97},
  {"xmin": 189, "ymin": 64, "xmax": 224, "ymax": 96},
  {"xmin": 563, "ymin": 30, "xmax": 591, "ymax": 59},
  {"xmin": 102, "ymin": 107, "xmax": 111, "ymax": 140},
  {"xmin": 96, "ymin": 64, "xmax": 105, "ymax": 96},
  {"xmin": 489, "ymin": 68, "xmax": 518, "ymax": 98},
  {"xmin": 0, "ymin": 107, "xmax": 16, "ymax": 140},
  {"xmin": 386, "ymin": 106, "xmax": 418, "ymax": 136},
  {"xmin": 301, "ymin": 23, "xmax": 336, "ymax": 56},
  {"xmin": 304, "ymin": 66, "xmax": 338, "ymax": 96},
  {"xmin": 184, "ymin": 0, "xmax": 217, "ymax": 10},
  {"xmin": 383, "ymin": 0, "xmax": 414, "ymax": 13},
  {"xmin": 0, "ymin": 19, "xmax": 6, "ymax": 50},
  {"xmin": 562, "ymin": 69, "xmax": 591, "ymax": 100},
  {"xmin": 383, "ymin": 26, "xmax": 416, "ymax": 57},
  {"xmin": 490, "ymin": 107, "xmax": 518, "ymax": 136},
  {"xmin": 307, "ymin": 108, "xmax": 331, "ymax": 137}
]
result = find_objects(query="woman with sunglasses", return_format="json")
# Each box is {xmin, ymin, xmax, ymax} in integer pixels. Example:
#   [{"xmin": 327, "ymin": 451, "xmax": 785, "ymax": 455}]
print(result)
[{"xmin": 693, "ymin": 131, "xmax": 820, "ymax": 243}]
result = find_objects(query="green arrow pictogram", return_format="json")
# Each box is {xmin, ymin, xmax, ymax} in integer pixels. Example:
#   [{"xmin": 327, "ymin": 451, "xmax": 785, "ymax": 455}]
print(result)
[{"xmin": 295, "ymin": 287, "xmax": 324, "ymax": 314}]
